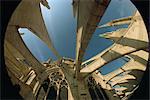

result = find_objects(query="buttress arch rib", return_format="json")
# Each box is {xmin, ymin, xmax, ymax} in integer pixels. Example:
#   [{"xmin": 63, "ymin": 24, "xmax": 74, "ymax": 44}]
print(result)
[
  {"xmin": 75, "ymin": 0, "xmax": 110, "ymax": 78},
  {"xmin": 103, "ymin": 50, "xmax": 148, "ymax": 82},
  {"xmin": 8, "ymin": 0, "xmax": 60, "ymax": 58},
  {"xmin": 4, "ymin": 0, "xmax": 149, "ymax": 100},
  {"xmin": 80, "ymin": 10, "xmax": 148, "ymax": 74}
]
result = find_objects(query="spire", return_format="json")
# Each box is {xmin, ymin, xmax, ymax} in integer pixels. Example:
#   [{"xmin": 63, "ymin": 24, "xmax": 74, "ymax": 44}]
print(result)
[
  {"xmin": 72, "ymin": 0, "xmax": 78, "ymax": 18},
  {"xmin": 99, "ymin": 28, "xmax": 127, "ymax": 42},
  {"xmin": 97, "ymin": 16, "xmax": 133, "ymax": 28},
  {"xmin": 41, "ymin": 0, "xmax": 50, "ymax": 9},
  {"xmin": 97, "ymin": 11, "xmax": 138, "ymax": 29}
]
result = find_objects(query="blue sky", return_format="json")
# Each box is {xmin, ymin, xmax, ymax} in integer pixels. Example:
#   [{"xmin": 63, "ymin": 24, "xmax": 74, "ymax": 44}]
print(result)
[{"xmin": 19, "ymin": 0, "xmax": 137, "ymax": 74}]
